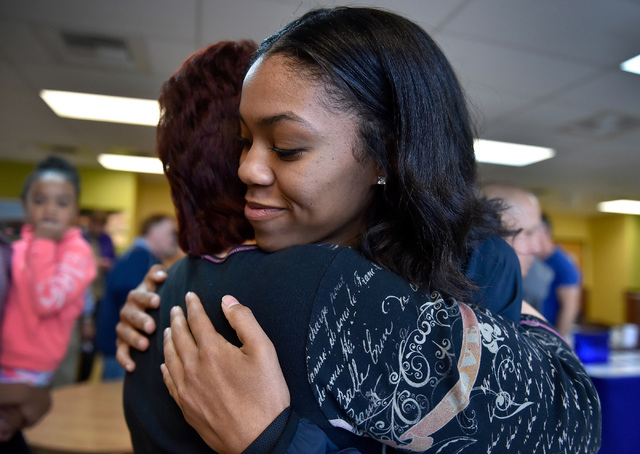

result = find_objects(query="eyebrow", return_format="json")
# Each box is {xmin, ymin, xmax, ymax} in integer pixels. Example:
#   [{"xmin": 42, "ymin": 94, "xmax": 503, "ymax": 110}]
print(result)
[{"xmin": 239, "ymin": 111, "xmax": 317, "ymax": 132}]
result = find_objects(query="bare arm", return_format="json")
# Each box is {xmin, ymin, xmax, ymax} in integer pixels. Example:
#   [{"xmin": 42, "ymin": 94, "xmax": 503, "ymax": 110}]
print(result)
[
  {"xmin": 115, "ymin": 264, "xmax": 167, "ymax": 372},
  {"xmin": 554, "ymin": 285, "xmax": 582, "ymax": 338}
]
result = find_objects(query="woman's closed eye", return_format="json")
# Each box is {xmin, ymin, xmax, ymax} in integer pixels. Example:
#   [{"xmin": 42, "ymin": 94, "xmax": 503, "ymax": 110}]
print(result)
[
  {"xmin": 236, "ymin": 135, "xmax": 304, "ymax": 160},
  {"xmin": 269, "ymin": 146, "xmax": 303, "ymax": 160}
]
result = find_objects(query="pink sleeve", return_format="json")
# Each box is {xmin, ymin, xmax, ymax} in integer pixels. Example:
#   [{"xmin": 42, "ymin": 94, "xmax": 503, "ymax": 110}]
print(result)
[{"xmin": 27, "ymin": 238, "xmax": 97, "ymax": 318}]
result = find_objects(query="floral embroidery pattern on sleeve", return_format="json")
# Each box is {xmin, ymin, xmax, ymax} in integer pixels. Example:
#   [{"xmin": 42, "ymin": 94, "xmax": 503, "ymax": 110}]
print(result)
[{"xmin": 306, "ymin": 249, "xmax": 600, "ymax": 453}]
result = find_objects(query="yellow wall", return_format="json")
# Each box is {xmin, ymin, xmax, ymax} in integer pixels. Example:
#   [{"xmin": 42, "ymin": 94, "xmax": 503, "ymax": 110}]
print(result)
[
  {"xmin": 547, "ymin": 213, "xmax": 592, "ymax": 289},
  {"xmin": 587, "ymin": 215, "xmax": 631, "ymax": 325},
  {"xmin": 629, "ymin": 215, "xmax": 640, "ymax": 290},
  {"xmin": 0, "ymin": 161, "xmax": 33, "ymax": 198},
  {"xmin": 133, "ymin": 175, "xmax": 175, "ymax": 235},
  {"xmin": 80, "ymin": 168, "xmax": 138, "ymax": 251}
]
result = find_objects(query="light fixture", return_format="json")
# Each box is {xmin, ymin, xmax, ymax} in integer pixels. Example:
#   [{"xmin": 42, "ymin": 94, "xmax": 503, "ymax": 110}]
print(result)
[
  {"xmin": 40, "ymin": 89, "xmax": 159, "ymax": 126},
  {"xmin": 597, "ymin": 199, "xmax": 640, "ymax": 215},
  {"xmin": 620, "ymin": 54, "xmax": 640, "ymax": 76},
  {"xmin": 98, "ymin": 153, "xmax": 164, "ymax": 174},
  {"xmin": 474, "ymin": 139, "xmax": 555, "ymax": 167}
]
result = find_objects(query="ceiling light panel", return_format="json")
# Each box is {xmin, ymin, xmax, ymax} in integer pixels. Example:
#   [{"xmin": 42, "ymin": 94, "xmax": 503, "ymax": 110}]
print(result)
[
  {"xmin": 621, "ymin": 54, "xmax": 640, "ymax": 75},
  {"xmin": 597, "ymin": 199, "xmax": 640, "ymax": 215},
  {"xmin": 98, "ymin": 154, "xmax": 163, "ymax": 174},
  {"xmin": 40, "ymin": 90, "xmax": 159, "ymax": 126},
  {"xmin": 474, "ymin": 139, "xmax": 555, "ymax": 166}
]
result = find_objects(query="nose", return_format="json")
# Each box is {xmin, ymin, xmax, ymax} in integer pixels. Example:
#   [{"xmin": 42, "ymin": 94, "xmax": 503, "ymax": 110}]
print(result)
[
  {"xmin": 238, "ymin": 146, "xmax": 275, "ymax": 187},
  {"xmin": 44, "ymin": 199, "xmax": 57, "ymax": 217}
]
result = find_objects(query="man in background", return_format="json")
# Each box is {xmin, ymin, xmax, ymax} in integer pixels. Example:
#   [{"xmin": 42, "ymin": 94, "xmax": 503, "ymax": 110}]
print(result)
[
  {"xmin": 537, "ymin": 212, "xmax": 582, "ymax": 337},
  {"xmin": 95, "ymin": 214, "xmax": 178, "ymax": 379},
  {"xmin": 482, "ymin": 183, "xmax": 544, "ymax": 279}
]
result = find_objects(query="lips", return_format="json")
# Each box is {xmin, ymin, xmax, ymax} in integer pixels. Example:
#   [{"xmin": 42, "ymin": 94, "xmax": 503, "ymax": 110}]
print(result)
[{"xmin": 244, "ymin": 201, "xmax": 285, "ymax": 222}]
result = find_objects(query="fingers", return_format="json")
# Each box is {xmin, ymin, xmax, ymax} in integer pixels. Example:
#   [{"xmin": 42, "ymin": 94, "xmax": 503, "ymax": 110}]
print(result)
[
  {"xmin": 115, "ymin": 338, "xmax": 136, "ymax": 372},
  {"xmin": 126, "ymin": 288, "xmax": 161, "ymax": 314},
  {"xmin": 184, "ymin": 292, "xmax": 219, "ymax": 346},
  {"xmin": 120, "ymin": 299, "xmax": 156, "ymax": 335},
  {"xmin": 221, "ymin": 295, "xmax": 274, "ymax": 354},
  {"xmin": 160, "ymin": 363, "xmax": 179, "ymax": 407},
  {"xmin": 168, "ymin": 305, "xmax": 199, "ymax": 356},
  {"xmin": 142, "ymin": 265, "xmax": 167, "ymax": 292},
  {"xmin": 162, "ymin": 327, "xmax": 185, "ymax": 399},
  {"xmin": 115, "ymin": 319, "xmax": 150, "ymax": 351}
]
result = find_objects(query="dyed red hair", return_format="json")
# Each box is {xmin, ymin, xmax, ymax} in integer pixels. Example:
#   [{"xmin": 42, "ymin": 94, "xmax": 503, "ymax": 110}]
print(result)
[{"xmin": 157, "ymin": 41, "xmax": 256, "ymax": 255}]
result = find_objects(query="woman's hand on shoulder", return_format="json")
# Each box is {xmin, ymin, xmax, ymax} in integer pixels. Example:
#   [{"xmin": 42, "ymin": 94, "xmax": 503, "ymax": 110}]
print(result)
[
  {"xmin": 115, "ymin": 264, "xmax": 167, "ymax": 372},
  {"xmin": 162, "ymin": 292, "xmax": 290, "ymax": 454}
]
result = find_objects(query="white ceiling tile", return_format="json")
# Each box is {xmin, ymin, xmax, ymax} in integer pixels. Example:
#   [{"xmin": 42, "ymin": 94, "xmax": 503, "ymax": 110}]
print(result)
[
  {"xmin": 443, "ymin": 0, "xmax": 640, "ymax": 65},
  {"xmin": 0, "ymin": 0, "xmax": 199, "ymax": 41},
  {"xmin": 441, "ymin": 34, "xmax": 599, "ymax": 98}
]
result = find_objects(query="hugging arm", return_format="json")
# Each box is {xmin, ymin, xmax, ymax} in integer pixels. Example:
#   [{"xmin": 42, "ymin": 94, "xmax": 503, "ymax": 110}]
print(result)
[
  {"xmin": 115, "ymin": 264, "xmax": 167, "ymax": 372},
  {"xmin": 301, "ymin": 250, "xmax": 601, "ymax": 453},
  {"xmin": 162, "ymin": 253, "xmax": 600, "ymax": 453}
]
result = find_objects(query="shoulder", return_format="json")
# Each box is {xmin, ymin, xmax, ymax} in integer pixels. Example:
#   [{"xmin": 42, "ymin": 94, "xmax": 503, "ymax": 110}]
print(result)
[
  {"xmin": 271, "ymin": 243, "xmax": 349, "ymax": 262},
  {"xmin": 465, "ymin": 235, "xmax": 520, "ymax": 276},
  {"xmin": 476, "ymin": 234, "xmax": 516, "ymax": 257},
  {"xmin": 118, "ymin": 244, "xmax": 154, "ymax": 264},
  {"xmin": 464, "ymin": 235, "xmax": 522, "ymax": 320},
  {"xmin": 547, "ymin": 248, "xmax": 578, "ymax": 270},
  {"xmin": 549, "ymin": 248, "xmax": 580, "ymax": 281},
  {"xmin": 226, "ymin": 243, "xmax": 350, "ymax": 275}
]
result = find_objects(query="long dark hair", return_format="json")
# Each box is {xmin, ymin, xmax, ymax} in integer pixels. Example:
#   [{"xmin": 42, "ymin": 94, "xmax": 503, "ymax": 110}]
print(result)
[
  {"xmin": 157, "ymin": 40, "xmax": 256, "ymax": 256},
  {"xmin": 254, "ymin": 7, "xmax": 504, "ymax": 300}
]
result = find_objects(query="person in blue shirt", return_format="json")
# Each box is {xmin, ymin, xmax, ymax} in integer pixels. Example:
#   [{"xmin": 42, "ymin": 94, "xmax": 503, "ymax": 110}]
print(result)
[{"xmin": 538, "ymin": 212, "xmax": 582, "ymax": 337}]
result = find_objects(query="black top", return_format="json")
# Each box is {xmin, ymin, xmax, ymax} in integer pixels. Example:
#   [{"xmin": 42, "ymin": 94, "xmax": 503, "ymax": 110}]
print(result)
[{"xmin": 124, "ymin": 244, "xmax": 599, "ymax": 453}]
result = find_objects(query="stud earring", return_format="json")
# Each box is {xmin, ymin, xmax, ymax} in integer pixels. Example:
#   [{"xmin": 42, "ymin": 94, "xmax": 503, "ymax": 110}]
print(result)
[{"xmin": 377, "ymin": 176, "xmax": 387, "ymax": 185}]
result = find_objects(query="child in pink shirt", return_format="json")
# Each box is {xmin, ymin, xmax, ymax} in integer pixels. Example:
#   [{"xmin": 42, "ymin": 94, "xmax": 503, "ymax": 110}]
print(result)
[{"xmin": 0, "ymin": 156, "xmax": 96, "ymax": 386}]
